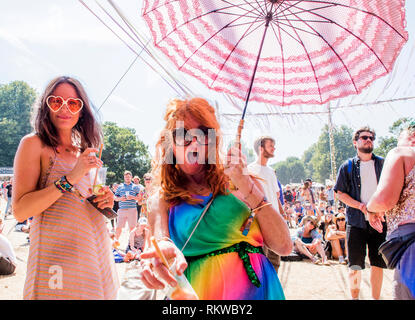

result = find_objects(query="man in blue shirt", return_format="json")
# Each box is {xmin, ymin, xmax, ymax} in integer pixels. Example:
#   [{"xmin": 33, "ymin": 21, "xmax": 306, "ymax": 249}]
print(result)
[
  {"xmin": 334, "ymin": 126, "xmax": 386, "ymax": 300},
  {"xmin": 114, "ymin": 171, "xmax": 142, "ymax": 243}
]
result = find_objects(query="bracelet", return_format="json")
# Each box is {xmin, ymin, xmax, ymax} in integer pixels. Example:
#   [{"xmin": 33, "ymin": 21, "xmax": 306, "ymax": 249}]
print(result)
[
  {"xmin": 54, "ymin": 176, "xmax": 73, "ymax": 193},
  {"xmin": 252, "ymin": 196, "xmax": 270, "ymax": 213},
  {"xmin": 158, "ymin": 236, "xmax": 174, "ymax": 244}
]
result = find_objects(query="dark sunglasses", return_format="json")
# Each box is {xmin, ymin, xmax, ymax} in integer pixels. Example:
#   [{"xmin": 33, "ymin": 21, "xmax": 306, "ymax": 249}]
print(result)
[
  {"xmin": 337, "ymin": 218, "xmax": 345, "ymax": 221},
  {"xmin": 172, "ymin": 126, "xmax": 216, "ymax": 146},
  {"xmin": 359, "ymin": 135, "xmax": 375, "ymax": 141}
]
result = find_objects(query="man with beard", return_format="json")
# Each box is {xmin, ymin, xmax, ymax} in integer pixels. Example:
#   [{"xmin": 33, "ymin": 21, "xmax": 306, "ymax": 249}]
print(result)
[
  {"xmin": 334, "ymin": 127, "xmax": 387, "ymax": 300},
  {"xmin": 248, "ymin": 136, "xmax": 284, "ymax": 273}
]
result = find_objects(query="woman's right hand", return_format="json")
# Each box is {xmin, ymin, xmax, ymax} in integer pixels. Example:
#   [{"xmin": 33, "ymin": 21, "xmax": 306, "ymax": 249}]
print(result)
[
  {"xmin": 139, "ymin": 239, "xmax": 187, "ymax": 290},
  {"xmin": 66, "ymin": 148, "xmax": 102, "ymax": 185}
]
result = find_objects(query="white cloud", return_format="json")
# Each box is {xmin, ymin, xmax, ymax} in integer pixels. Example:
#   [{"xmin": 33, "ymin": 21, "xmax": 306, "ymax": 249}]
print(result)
[
  {"xmin": 0, "ymin": 27, "xmax": 34, "ymax": 56},
  {"xmin": 0, "ymin": 27, "xmax": 59, "ymax": 73},
  {"xmin": 106, "ymin": 94, "xmax": 143, "ymax": 113}
]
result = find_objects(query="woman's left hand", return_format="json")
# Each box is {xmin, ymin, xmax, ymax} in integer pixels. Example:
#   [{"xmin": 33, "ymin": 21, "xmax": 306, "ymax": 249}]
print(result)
[
  {"xmin": 224, "ymin": 146, "xmax": 251, "ymax": 192},
  {"xmin": 92, "ymin": 186, "xmax": 114, "ymax": 209}
]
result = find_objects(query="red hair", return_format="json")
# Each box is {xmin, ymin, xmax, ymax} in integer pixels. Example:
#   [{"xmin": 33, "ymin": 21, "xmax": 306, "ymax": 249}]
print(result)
[{"xmin": 151, "ymin": 98, "xmax": 228, "ymax": 205}]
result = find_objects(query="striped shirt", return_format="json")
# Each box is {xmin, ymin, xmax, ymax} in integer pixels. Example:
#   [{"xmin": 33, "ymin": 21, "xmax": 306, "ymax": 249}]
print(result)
[{"xmin": 115, "ymin": 183, "xmax": 141, "ymax": 209}]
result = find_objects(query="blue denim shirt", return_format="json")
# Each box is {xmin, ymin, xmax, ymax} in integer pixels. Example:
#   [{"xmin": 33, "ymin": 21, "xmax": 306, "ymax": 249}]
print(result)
[{"xmin": 334, "ymin": 154, "xmax": 384, "ymax": 229}]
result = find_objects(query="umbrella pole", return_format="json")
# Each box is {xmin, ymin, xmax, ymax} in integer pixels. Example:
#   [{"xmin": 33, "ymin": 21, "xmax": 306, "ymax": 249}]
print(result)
[{"xmin": 236, "ymin": 12, "xmax": 273, "ymax": 150}]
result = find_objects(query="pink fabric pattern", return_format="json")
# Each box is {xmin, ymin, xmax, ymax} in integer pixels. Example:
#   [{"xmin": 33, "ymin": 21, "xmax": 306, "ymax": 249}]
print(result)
[{"xmin": 143, "ymin": 0, "xmax": 408, "ymax": 106}]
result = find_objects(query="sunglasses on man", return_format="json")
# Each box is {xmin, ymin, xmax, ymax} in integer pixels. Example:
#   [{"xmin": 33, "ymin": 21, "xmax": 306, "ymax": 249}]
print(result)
[
  {"xmin": 359, "ymin": 135, "xmax": 375, "ymax": 141},
  {"xmin": 46, "ymin": 95, "xmax": 83, "ymax": 114}
]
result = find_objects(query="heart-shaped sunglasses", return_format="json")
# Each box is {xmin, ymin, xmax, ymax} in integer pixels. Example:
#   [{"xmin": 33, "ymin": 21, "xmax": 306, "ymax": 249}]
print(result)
[{"xmin": 46, "ymin": 95, "xmax": 83, "ymax": 114}]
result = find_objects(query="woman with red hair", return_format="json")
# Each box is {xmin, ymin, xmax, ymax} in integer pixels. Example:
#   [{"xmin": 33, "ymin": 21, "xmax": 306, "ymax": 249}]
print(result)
[{"xmin": 140, "ymin": 98, "xmax": 292, "ymax": 300}]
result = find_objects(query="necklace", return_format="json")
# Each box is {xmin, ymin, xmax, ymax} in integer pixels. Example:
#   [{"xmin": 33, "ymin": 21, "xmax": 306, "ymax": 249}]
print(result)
[{"xmin": 58, "ymin": 145, "xmax": 76, "ymax": 154}]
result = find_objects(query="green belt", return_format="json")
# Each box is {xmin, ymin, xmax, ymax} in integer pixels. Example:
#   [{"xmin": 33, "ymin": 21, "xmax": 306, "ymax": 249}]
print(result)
[{"xmin": 186, "ymin": 242, "xmax": 263, "ymax": 288}]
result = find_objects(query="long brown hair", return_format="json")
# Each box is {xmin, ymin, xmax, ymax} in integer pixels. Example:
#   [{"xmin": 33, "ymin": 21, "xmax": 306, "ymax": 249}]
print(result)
[
  {"xmin": 32, "ymin": 76, "xmax": 102, "ymax": 151},
  {"xmin": 151, "ymin": 98, "xmax": 228, "ymax": 205}
]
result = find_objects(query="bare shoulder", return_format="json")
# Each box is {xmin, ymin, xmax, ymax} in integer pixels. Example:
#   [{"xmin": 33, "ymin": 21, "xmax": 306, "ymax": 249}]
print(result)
[
  {"xmin": 19, "ymin": 133, "xmax": 42, "ymax": 149},
  {"xmin": 15, "ymin": 133, "xmax": 43, "ymax": 160},
  {"xmin": 386, "ymin": 146, "xmax": 415, "ymax": 162}
]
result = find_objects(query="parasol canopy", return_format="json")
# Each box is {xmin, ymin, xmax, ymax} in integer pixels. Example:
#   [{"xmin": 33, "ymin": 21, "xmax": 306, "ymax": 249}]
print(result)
[{"xmin": 142, "ymin": 0, "xmax": 408, "ymax": 112}]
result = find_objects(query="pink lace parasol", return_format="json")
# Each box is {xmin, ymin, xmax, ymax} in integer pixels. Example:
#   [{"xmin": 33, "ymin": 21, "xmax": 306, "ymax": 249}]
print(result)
[{"xmin": 143, "ymin": 0, "xmax": 408, "ymax": 110}]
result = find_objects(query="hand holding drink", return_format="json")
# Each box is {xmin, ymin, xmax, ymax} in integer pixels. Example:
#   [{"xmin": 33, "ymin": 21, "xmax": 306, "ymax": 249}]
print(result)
[
  {"xmin": 148, "ymin": 237, "xmax": 199, "ymax": 300},
  {"xmin": 90, "ymin": 167, "xmax": 107, "ymax": 196},
  {"xmin": 86, "ymin": 144, "xmax": 117, "ymax": 220}
]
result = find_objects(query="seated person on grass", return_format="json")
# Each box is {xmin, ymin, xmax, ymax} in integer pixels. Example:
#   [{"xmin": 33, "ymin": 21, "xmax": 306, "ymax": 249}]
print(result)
[
  {"xmin": 325, "ymin": 212, "xmax": 347, "ymax": 264},
  {"xmin": 293, "ymin": 216, "xmax": 329, "ymax": 265}
]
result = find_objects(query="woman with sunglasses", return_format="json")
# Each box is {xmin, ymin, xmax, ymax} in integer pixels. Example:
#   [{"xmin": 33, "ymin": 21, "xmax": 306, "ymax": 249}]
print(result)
[
  {"xmin": 325, "ymin": 213, "xmax": 348, "ymax": 264},
  {"xmin": 139, "ymin": 98, "xmax": 292, "ymax": 300},
  {"xmin": 12, "ymin": 76, "xmax": 119, "ymax": 299},
  {"xmin": 293, "ymin": 216, "xmax": 330, "ymax": 265}
]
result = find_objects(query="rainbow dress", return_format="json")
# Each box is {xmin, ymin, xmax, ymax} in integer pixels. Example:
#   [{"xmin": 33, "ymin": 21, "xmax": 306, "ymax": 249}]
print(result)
[{"xmin": 168, "ymin": 193, "xmax": 285, "ymax": 300}]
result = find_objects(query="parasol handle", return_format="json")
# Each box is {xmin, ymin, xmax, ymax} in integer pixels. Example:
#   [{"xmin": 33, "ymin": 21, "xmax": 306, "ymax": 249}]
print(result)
[{"xmin": 234, "ymin": 119, "xmax": 244, "ymax": 151}]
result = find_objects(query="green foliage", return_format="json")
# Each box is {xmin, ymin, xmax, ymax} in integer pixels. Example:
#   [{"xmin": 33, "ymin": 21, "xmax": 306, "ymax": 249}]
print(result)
[
  {"xmin": 285, "ymin": 125, "xmax": 355, "ymax": 184},
  {"xmin": 0, "ymin": 81, "xmax": 37, "ymax": 166},
  {"xmin": 273, "ymin": 157, "xmax": 306, "ymax": 185},
  {"xmin": 101, "ymin": 122, "xmax": 151, "ymax": 185},
  {"xmin": 374, "ymin": 117, "xmax": 414, "ymax": 157},
  {"xmin": 374, "ymin": 136, "xmax": 397, "ymax": 158},
  {"xmin": 305, "ymin": 125, "xmax": 355, "ymax": 183}
]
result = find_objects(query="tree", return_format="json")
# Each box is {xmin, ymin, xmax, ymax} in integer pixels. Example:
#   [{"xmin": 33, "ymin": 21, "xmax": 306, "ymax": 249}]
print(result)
[
  {"xmin": 374, "ymin": 136, "xmax": 397, "ymax": 158},
  {"xmin": 374, "ymin": 117, "xmax": 415, "ymax": 157},
  {"xmin": 0, "ymin": 81, "xmax": 37, "ymax": 166},
  {"xmin": 273, "ymin": 157, "xmax": 306, "ymax": 185},
  {"xmin": 101, "ymin": 122, "xmax": 152, "ymax": 185},
  {"xmin": 302, "ymin": 144, "xmax": 316, "ymax": 180},
  {"xmin": 304, "ymin": 125, "xmax": 355, "ymax": 183}
]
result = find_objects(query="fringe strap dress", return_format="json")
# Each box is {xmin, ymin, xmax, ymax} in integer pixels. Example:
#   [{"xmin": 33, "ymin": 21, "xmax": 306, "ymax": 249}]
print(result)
[{"xmin": 23, "ymin": 152, "xmax": 119, "ymax": 299}]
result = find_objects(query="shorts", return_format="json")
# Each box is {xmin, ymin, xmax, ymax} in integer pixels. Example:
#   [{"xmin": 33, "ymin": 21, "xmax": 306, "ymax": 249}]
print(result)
[
  {"xmin": 346, "ymin": 221, "xmax": 387, "ymax": 270},
  {"xmin": 263, "ymin": 246, "xmax": 280, "ymax": 273},
  {"xmin": 116, "ymin": 208, "xmax": 138, "ymax": 230}
]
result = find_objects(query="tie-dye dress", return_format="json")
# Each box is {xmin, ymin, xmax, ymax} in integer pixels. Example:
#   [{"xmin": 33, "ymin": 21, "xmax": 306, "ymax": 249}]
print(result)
[
  {"xmin": 168, "ymin": 193, "xmax": 285, "ymax": 300},
  {"xmin": 23, "ymin": 152, "xmax": 119, "ymax": 299}
]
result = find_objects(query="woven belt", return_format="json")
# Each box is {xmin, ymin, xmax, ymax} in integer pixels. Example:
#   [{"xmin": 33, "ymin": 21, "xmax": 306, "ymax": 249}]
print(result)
[{"xmin": 186, "ymin": 241, "xmax": 263, "ymax": 288}]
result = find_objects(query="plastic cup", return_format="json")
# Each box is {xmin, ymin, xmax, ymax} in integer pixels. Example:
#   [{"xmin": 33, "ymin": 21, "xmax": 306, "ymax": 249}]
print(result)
[
  {"xmin": 90, "ymin": 167, "xmax": 107, "ymax": 195},
  {"xmin": 163, "ymin": 259, "xmax": 199, "ymax": 300}
]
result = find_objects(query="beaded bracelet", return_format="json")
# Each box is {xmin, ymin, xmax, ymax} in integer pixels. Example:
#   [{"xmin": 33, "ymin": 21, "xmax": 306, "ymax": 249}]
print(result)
[
  {"xmin": 240, "ymin": 197, "xmax": 271, "ymax": 236},
  {"xmin": 54, "ymin": 176, "xmax": 73, "ymax": 193}
]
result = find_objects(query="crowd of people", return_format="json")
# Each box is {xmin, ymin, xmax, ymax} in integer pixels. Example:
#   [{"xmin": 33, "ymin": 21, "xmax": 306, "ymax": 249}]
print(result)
[
  {"xmin": 279, "ymin": 182, "xmax": 347, "ymax": 265},
  {"xmin": 0, "ymin": 75, "xmax": 414, "ymax": 300}
]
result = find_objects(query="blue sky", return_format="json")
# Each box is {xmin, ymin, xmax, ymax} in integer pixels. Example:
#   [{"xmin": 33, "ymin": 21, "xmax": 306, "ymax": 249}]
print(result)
[{"xmin": 1, "ymin": 1, "xmax": 414, "ymax": 165}]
